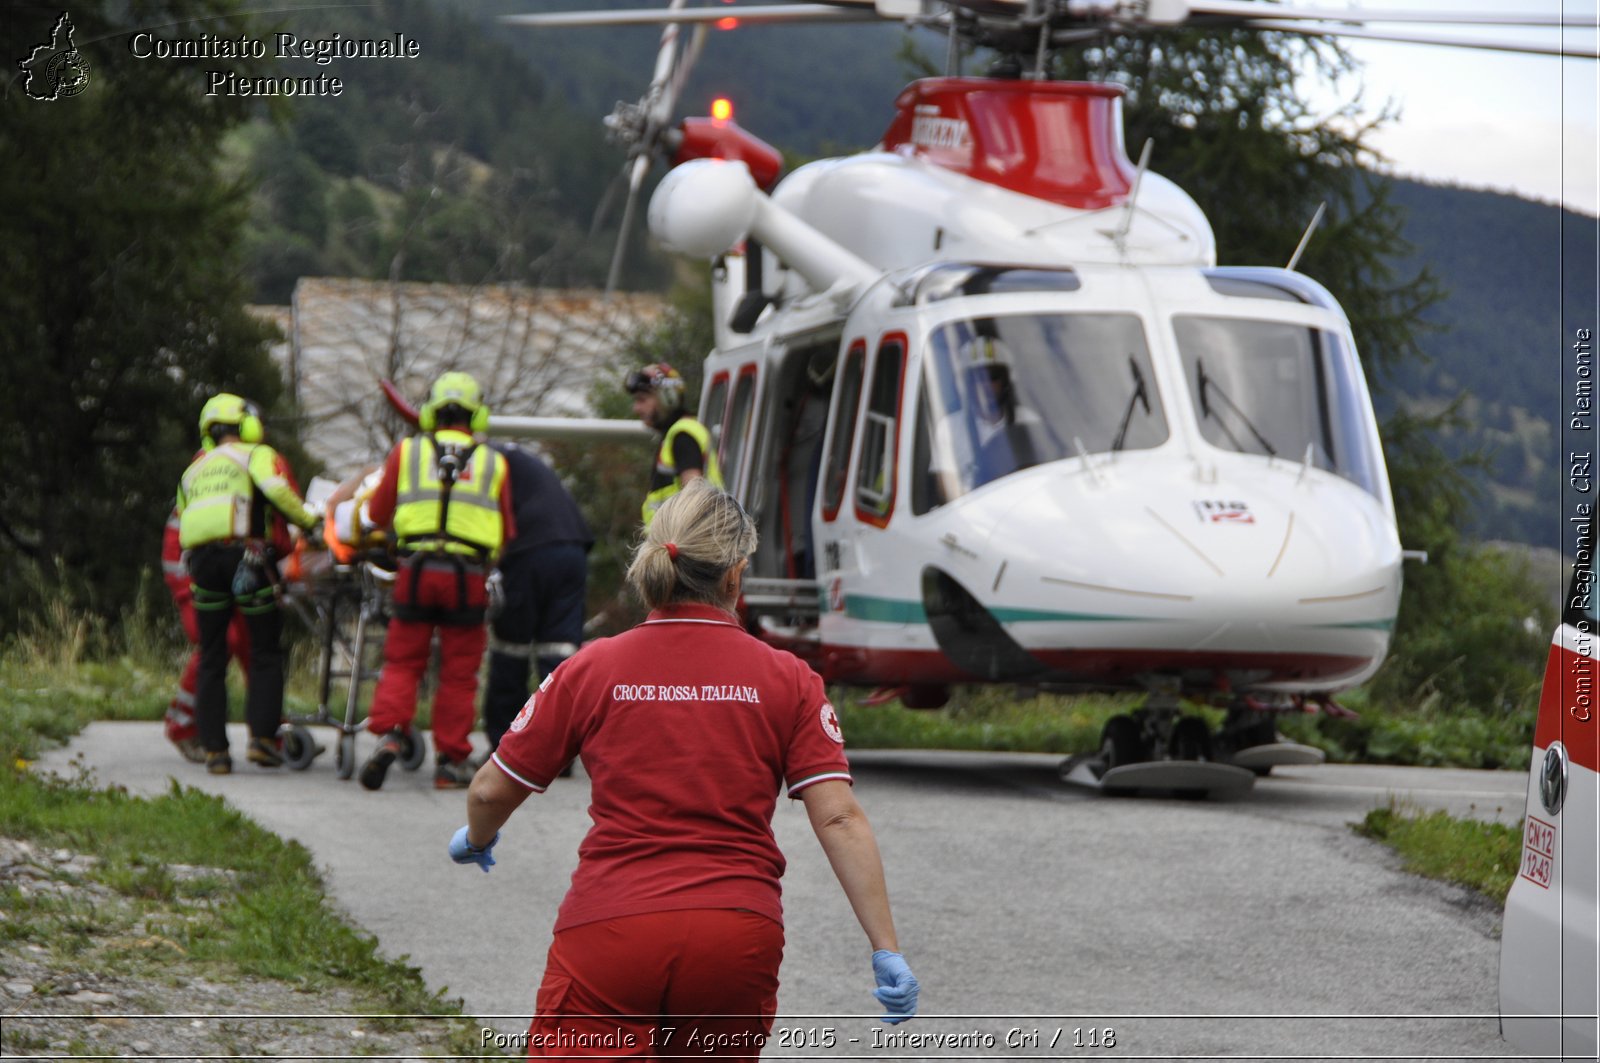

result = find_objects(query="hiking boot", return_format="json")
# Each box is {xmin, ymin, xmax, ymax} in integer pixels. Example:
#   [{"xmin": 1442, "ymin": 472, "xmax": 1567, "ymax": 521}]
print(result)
[
  {"xmin": 205, "ymin": 751, "xmax": 232, "ymax": 776},
  {"xmin": 173, "ymin": 738, "xmax": 206, "ymax": 764},
  {"xmin": 247, "ymin": 737, "xmax": 284, "ymax": 769},
  {"xmin": 433, "ymin": 757, "xmax": 474, "ymax": 790},
  {"xmin": 360, "ymin": 732, "xmax": 404, "ymax": 791}
]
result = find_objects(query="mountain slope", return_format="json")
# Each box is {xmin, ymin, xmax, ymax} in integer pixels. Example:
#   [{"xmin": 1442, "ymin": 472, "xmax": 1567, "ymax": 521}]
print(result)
[{"xmin": 1382, "ymin": 179, "xmax": 1596, "ymax": 548}]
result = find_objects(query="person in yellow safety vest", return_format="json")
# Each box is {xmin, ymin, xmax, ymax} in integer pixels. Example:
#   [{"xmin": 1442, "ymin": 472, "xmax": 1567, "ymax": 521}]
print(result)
[
  {"xmin": 625, "ymin": 362, "xmax": 723, "ymax": 526},
  {"xmin": 360, "ymin": 371, "xmax": 516, "ymax": 792},
  {"xmin": 175, "ymin": 393, "xmax": 320, "ymax": 776}
]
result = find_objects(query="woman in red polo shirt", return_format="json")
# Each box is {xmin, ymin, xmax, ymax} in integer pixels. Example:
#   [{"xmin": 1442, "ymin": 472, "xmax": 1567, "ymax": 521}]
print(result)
[{"xmin": 450, "ymin": 480, "xmax": 917, "ymax": 1057}]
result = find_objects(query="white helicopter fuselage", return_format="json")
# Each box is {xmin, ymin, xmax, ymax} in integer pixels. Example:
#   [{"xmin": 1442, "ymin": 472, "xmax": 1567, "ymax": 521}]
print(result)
[
  {"xmin": 658, "ymin": 77, "xmax": 1401, "ymax": 699},
  {"xmin": 800, "ymin": 267, "xmax": 1398, "ymax": 694}
]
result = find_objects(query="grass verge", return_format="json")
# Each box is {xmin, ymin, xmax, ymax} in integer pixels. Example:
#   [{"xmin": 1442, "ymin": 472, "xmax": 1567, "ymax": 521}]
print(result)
[
  {"xmin": 834, "ymin": 684, "xmax": 1533, "ymax": 772},
  {"xmin": 1355, "ymin": 799, "xmax": 1524, "ymax": 905},
  {"xmin": 834, "ymin": 687, "xmax": 1136, "ymax": 754},
  {"xmin": 0, "ymin": 627, "xmax": 487, "ymax": 1057}
]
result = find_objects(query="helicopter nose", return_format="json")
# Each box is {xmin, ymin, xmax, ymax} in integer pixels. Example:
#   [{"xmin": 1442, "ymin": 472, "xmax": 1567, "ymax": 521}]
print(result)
[
  {"xmin": 970, "ymin": 459, "xmax": 1398, "ymax": 606},
  {"xmin": 919, "ymin": 459, "xmax": 1400, "ymax": 687}
]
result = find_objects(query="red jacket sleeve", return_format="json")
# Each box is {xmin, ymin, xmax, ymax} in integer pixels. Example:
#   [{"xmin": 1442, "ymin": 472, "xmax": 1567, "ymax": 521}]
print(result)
[
  {"xmin": 498, "ymin": 466, "xmax": 516, "ymax": 545},
  {"xmin": 367, "ymin": 442, "xmax": 405, "ymax": 530},
  {"xmin": 269, "ymin": 451, "xmax": 304, "ymax": 555}
]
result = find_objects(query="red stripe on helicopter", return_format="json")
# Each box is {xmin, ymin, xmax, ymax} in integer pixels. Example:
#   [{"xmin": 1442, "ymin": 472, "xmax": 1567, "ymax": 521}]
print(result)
[
  {"xmin": 812, "ymin": 644, "xmax": 1376, "ymax": 689},
  {"xmin": 1535, "ymin": 636, "xmax": 1600, "ymax": 775},
  {"xmin": 879, "ymin": 79, "xmax": 1137, "ymax": 211}
]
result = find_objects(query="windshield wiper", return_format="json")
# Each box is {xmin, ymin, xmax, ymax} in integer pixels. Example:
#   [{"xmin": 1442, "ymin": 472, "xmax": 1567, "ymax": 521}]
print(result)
[
  {"xmin": 1111, "ymin": 356, "xmax": 1151, "ymax": 452},
  {"xmin": 1196, "ymin": 358, "xmax": 1277, "ymax": 457}
]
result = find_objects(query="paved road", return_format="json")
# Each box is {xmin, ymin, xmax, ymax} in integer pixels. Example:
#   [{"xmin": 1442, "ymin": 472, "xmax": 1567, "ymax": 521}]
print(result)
[{"xmin": 38, "ymin": 723, "xmax": 1536, "ymax": 1061}]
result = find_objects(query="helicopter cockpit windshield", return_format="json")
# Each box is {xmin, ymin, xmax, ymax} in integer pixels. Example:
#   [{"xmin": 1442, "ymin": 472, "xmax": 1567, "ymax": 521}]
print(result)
[
  {"xmin": 1172, "ymin": 315, "xmax": 1386, "ymax": 499},
  {"xmin": 913, "ymin": 312, "xmax": 1168, "ymax": 512}
]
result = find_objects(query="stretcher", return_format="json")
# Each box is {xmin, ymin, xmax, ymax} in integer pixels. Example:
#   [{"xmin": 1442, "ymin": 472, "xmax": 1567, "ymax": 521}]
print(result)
[{"xmin": 279, "ymin": 471, "xmax": 426, "ymax": 779}]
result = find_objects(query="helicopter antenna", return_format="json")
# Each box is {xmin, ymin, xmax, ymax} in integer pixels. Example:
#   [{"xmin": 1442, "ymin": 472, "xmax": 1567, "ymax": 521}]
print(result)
[
  {"xmin": 1286, "ymin": 201, "xmax": 1327, "ymax": 271},
  {"xmin": 1112, "ymin": 138, "xmax": 1154, "ymax": 252},
  {"xmin": 1030, "ymin": 4, "xmax": 1051, "ymax": 80}
]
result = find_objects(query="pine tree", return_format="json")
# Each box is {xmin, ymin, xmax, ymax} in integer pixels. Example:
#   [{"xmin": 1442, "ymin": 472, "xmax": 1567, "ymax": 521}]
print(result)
[{"xmin": 0, "ymin": 1, "xmax": 287, "ymax": 624}]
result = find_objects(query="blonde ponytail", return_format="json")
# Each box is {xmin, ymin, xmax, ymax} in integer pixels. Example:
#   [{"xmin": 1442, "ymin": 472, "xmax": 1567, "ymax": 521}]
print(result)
[{"xmin": 627, "ymin": 480, "xmax": 758, "ymax": 610}]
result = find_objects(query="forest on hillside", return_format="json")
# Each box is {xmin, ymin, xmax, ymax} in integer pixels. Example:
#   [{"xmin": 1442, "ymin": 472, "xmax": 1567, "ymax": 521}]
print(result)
[{"xmin": 1380, "ymin": 180, "xmax": 1595, "ymax": 549}]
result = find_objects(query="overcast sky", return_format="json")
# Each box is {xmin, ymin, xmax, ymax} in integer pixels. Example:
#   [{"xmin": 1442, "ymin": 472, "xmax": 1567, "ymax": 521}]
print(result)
[{"xmin": 1295, "ymin": 1, "xmax": 1598, "ymax": 215}]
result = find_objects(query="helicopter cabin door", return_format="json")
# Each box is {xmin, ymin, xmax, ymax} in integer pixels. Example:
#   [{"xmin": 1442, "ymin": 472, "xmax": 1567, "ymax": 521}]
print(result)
[
  {"xmin": 723, "ymin": 332, "xmax": 841, "ymax": 660},
  {"xmin": 696, "ymin": 343, "xmax": 762, "ymax": 497},
  {"xmin": 814, "ymin": 333, "xmax": 911, "ymax": 682}
]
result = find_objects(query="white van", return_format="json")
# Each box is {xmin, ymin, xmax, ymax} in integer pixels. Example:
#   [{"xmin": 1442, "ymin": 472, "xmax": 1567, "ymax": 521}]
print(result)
[{"xmin": 1500, "ymin": 516, "xmax": 1599, "ymax": 1058}]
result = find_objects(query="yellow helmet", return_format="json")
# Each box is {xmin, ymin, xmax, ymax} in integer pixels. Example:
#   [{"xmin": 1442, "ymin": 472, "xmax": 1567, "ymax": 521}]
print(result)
[
  {"xmin": 198, "ymin": 393, "xmax": 263, "ymax": 448},
  {"xmin": 419, "ymin": 371, "xmax": 490, "ymax": 433}
]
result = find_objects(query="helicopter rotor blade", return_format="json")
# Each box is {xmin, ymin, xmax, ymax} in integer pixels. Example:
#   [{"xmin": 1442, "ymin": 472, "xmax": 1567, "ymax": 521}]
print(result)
[
  {"xmin": 606, "ymin": 156, "xmax": 650, "ymax": 296},
  {"xmin": 668, "ymin": 23, "xmax": 709, "ymax": 107},
  {"xmin": 501, "ymin": 4, "xmax": 882, "ymax": 29},
  {"xmin": 588, "ymin": 165, "xmax": 629, "ymax": 242},
  {"xmin": 596, "ymin": 4, "xmax": 718, "ymax": 295},
  {"xmin": 1177, "ymin": 1, "xmax": 1595, "ymax": 29},
  {"xmin": 1243, "ymin": 19, "xmax": 1598, "ymax": 59}
]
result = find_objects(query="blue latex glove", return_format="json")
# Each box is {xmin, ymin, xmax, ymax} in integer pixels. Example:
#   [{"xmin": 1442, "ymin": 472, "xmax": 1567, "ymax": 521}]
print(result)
[
  {"xmin": 871, "ymin": 949, "xmax": 919, "ymax": 1024},
  {"xmin": 448, "ymin": 826, "xmax": 499, "ymax": 873}
]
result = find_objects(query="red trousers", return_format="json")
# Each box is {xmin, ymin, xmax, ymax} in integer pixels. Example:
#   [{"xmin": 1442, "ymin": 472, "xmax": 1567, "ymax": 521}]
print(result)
[
  {"xmin": 164, "ymin": 580, "xmax": 249, "ymax": 745},
  {"xmin": 526, "ymin": 909, "xmax": 783, "ymax": 1060},
  {"xmin": 367, "ymin": 561, "xmax": 486, "ymax": 764}
]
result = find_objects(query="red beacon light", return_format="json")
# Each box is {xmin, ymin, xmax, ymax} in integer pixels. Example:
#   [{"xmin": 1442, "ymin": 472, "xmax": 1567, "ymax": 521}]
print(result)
[{"xmin": 671, "ymin": 98, "xmax": 782, "ymax": 190}]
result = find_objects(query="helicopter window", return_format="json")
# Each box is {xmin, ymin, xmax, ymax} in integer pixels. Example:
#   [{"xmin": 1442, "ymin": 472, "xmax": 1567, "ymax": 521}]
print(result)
[
  {"xmin": 855, "ymin": 337, "xmax": 906, "ymax": 526},
  {"xmin": 702, "ymin": 373, "xmax": 730, "ymax": 456},
  {"xmin": 913, "ymin": 263, "xmax": 1081, "ymax": 305},
  {"xmin": 1173, "ymin": 316, "xmax": 1385, "ymax": 498},
  {"xmin": 1203, "ymin": 276, "xmax": 1309, "ymax": 304},
  {"xmin": 821, "ymin": 343, "xmax": 866, "ymax": 521},
  {"xmin": 913, "ymin": 312, "xmax": 1165, "ymax": 511},
  {"xmin": 720, "ymin": 366, "xmax": 759, "ymax": 491}
]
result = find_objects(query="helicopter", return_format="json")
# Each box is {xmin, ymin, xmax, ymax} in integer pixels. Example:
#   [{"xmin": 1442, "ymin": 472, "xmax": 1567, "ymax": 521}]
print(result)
[{"xmin": 480, "ymin": 0, "xmax": 1595, "ymax": 795}]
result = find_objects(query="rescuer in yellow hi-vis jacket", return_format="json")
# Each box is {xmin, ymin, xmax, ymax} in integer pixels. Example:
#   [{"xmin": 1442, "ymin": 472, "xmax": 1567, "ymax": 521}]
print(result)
[
  {"xmin": 626, "ymin": 362, "xmax": 723, "ymax": 527},
  {"xmin": 360, "ymin": 372, "xmax": 516, "ymax": 792},
  {"xmin": 175, "ymin": 393, "xmax": 320, "ymax": 776}
]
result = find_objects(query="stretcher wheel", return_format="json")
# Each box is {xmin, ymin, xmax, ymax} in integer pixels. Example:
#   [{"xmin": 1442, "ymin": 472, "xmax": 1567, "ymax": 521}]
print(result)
[
  {"xmin": 282, "ymin": 725, "xmax": 320, "ymax": 771},
  {"xmin": 399, "ymin": 729, "xmax": 427, "ymax": 772},
  {"xmin": 337, "ymin": 731, "xmax": 356, "ymax": 781}
]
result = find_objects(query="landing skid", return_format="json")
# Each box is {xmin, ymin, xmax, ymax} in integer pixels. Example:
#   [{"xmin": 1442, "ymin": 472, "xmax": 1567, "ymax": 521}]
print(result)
[
  {"xmin": 1059, "ymin": 754, "xmax": 1256, "ymax": 796},
  {"xmin": 1057, "ymin": 693, "xmax": 1328, "ymax": 797},
  {"xmin": 1227, "ymin": 741, "xmax": 1325, "ymax": 772}
]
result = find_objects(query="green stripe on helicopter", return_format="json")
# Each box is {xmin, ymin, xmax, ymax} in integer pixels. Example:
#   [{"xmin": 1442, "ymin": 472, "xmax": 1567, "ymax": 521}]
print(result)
[
  {"xmin": 1316, "ymin": 618, "xmax": 1397, "ymax": 632},
  {"xmin": 841, "ymin": 594, "xmax": 1149, "ymax": 625},
  {"xmin": 836, "ymin": 595, "xmax": 1396, "ymax": 632}
]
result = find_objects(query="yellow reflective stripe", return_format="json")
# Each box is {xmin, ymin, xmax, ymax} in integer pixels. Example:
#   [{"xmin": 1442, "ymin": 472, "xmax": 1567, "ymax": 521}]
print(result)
[
  {"xmin": 659, "ymin": 418, "xmax": 723, "ymax": 488},
  {"xmin": 177, "ymin": 446, "xmax": 253, "ymax": 546},
  {"xmin": 642, "ymin": 418, "xmax": 723, "ymax": 525},
  {"xmin": 393, "ymin": 434, "xmax": 505, "ymax": 553},
  {"xmin": 246, "ymin": 445, "xmax": 316, "ymax": 528},
  {"xmin": 180, "ymin": 445, "xmax": 250, "ymax": 497},
  {"xmin": 396, "ymin": 436, "xmax": 427, "ymax": 505}
]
